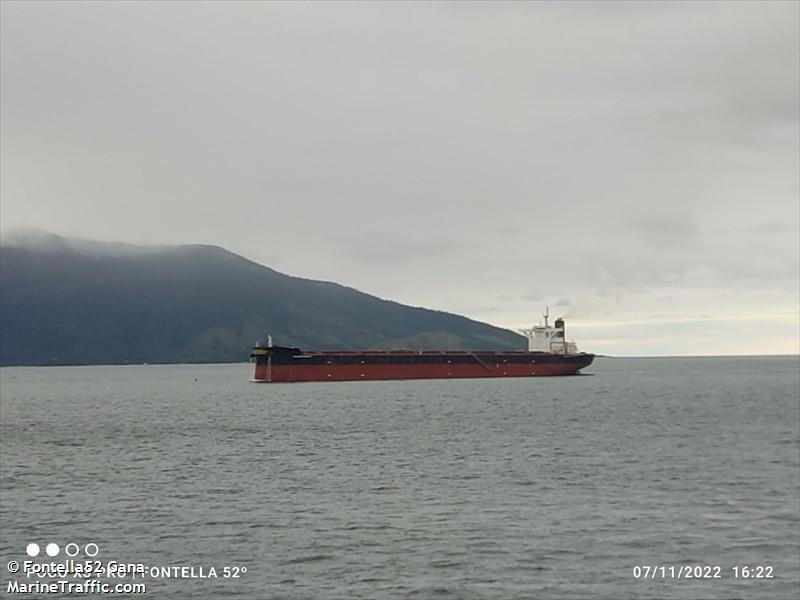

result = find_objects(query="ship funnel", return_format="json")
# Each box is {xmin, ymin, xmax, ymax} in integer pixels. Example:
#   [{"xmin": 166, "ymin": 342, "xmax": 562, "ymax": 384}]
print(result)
[{"xmin": 554, "ymin": 318, "xmax": 565, "ymax": 340}]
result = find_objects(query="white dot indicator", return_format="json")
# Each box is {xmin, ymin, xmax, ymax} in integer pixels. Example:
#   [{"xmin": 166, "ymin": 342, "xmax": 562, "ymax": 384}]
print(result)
[
  {"xmin": 45, "ymin": 543, "xmax": 59, "ymax": 557},
  {"xmin": 84, "ymin": 543, "xmax": 99, "ymax": 557},
  {"xmin": 26, "ymin": 543, "xmax": 40, "ymax": 557},
  {"xmin": 65, "ymin": 543, "xmax": 80, "ymax": 557}
]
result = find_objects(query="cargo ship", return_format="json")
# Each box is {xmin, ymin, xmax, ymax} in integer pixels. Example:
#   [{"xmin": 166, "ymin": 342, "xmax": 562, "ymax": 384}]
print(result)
[{"xmin": 250, "ymin": 310, "xmax": 594, "ymax": 383}]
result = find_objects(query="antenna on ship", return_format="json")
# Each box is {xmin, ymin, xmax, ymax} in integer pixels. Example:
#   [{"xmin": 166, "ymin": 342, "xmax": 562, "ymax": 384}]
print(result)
[
  {"xmin": 543, "ymin": 306, "xmax": 549, "ymax": 327},
  {"xmin": 267, "ymin": 334, "xmax": 273, "ymax": 348}
]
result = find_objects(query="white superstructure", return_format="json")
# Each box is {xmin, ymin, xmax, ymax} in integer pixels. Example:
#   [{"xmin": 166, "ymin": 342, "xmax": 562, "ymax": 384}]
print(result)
[{"xmin": 519, "ymin": 308, "xmax": 579, "ymax": 355}]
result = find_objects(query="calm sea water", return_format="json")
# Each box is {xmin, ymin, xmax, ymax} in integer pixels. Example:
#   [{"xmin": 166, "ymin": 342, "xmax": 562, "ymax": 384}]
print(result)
[{"xmin": 1, "ymin": 357, "xmax": 798, "ymax": 599}]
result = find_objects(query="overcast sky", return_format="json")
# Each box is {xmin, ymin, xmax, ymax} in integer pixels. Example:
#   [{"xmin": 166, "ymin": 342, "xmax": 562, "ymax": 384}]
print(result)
[{"xmin": 2, "ymin": 1, "xmax": 798, "ymax": 356}]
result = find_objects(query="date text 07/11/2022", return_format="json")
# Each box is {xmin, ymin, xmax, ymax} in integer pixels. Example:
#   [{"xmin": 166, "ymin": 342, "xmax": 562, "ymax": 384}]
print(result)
[{"xmin": 632, "ymin": 565, "xmax": 774, "ymax": 579}]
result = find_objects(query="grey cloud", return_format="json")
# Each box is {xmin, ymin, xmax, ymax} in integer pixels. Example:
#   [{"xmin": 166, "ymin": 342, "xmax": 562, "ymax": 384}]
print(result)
[
  {"xmin": 343, "ymin": 236, "xmax": 467, "ymax": 264},
  {"xmin": 628, "ymin": 216, "xmax": 699, "ymax": 246},
  {"xmin": 1, "ymin": 1, "xmax": 797, "ymax": 354},
  {"xmin": 749, "ymin": 221, "xmax": 797, "ymax": 234},
  {"xmin": 519, "ymin": 291, "xmax": 543, "ymax": 302}
]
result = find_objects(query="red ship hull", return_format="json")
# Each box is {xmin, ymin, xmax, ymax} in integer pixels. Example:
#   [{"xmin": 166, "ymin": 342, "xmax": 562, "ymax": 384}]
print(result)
[{"xmin": 251, "ymin": 346, "xmax": 594, "ymax": 383}]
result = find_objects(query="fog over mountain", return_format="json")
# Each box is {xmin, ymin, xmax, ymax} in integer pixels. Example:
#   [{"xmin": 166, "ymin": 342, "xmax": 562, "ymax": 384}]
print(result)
[{"xmin": 0, "ymin": 233, "xmax": 525, "ymax": 366}]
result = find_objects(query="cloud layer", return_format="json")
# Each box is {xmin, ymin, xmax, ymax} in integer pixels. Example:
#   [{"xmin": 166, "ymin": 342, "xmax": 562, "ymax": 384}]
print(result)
[{"xmin": 2, "ymin": 1, "xmax": 798, "ymax": 355}]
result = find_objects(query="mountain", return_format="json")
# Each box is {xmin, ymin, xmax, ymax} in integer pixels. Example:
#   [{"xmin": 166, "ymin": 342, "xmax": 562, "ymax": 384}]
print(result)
[{"xmin": 0, "ymin": 233, "xmax": 525, "ymax": 365}]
